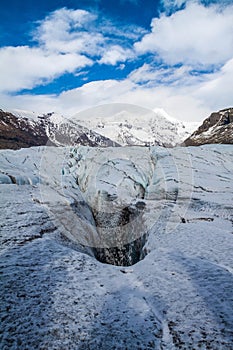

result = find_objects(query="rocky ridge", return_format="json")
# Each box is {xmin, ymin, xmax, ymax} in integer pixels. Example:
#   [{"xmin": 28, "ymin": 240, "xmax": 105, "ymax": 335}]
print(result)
[
  {"xmin": 0, "ymin": 109, "xmax": 50, "ymax": 149},
  {"xmin": 0, "ymin": 106, "xmax": 198, "ymax": 150},
  {"xmin": 184, "ymin": 108, "xmax": 233, "ymax": 146},
  {"xmin": 2, "ymin": 106, "xmax": 232, "ymax": 150},
  {"xmin": 0, "ymin": 109, "xmax": 119, "ymax": 150}
]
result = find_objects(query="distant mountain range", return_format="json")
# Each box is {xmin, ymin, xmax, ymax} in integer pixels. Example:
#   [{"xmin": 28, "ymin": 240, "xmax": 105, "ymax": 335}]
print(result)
[
  {"xmin": 0, "ymin": 109, "xmax": 119, "ymax": 150},
  {"xmin": 0, "ymin": 107, "xmax": 232, "ymax": 150}
]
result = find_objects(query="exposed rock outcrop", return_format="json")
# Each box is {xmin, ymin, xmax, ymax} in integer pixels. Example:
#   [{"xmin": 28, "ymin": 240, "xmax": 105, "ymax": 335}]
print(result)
[
  {"xmin": 0, "ymin": 110, "xmax": 49, "ymax": 149},
  {"xmin": 0, "ymin": 109, "xmax": 119, "ymax": 150},
  {"xmin": 184, "ymin": 108, "xmax": 233, "ymax": 146}
]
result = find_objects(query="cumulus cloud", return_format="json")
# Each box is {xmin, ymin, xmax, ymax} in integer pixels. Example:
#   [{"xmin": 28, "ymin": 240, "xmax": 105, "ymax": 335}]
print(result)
[
  {"xmin": 1, "ymin": 65, "xmax": 228, "ymax": 122},
  {"xmin": 3, "ymin": 51, "xmax": 233, "ymax": 122},
  {"xmin": 34, "ymin": 8, "xmax": 105, "ymax": 56},
  {"xmin": 59, "ymin": 80, "xmax": 136, "ymax": 111},
  {"xmin": 135, "ymin": 2, "xmax": 233, "ymax": 66},
  {"xmin": 0, "ymin": 8, "xmax": 101, "ymax": 93},
  {"xmin": 59, "ymin": 65, "xmax": 233, "ymax": 120},
  {"xmin": 1, "ymin": 4, "xmax": 233, "ymax": 122},
  {"xmin": 98, "ymin": 45, "xmax": 134, "ymax": 65},
  {"xmin": 128, "ymin": 63, "xmax": 200, "ymax": 86},
  {"xmin": 0, "ymin": 46, "xmax": 92, "ymax": 92},
  {"xmin": 34, "ymin": 7, "xmax": 142, "ymax": 58},
  {"xmin": 0, "ymin": 7, "xmax": 143, "ymax": 93},
  {"xmin": 161, "ymin": 0, "xmax": 188, "ymax": 12},
  {"xmin": 160, "ymin": 0, "xmax": 233, "ymax": 13},
  {"xmin": 195, "ymin": 58, "xmax": 233, "ymax": 109}
]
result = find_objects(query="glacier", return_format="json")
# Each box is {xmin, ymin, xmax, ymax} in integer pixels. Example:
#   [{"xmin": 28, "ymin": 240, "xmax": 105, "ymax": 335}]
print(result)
[{"xmin": 0, "ymin": 144, "xmax": 233, "ymax": 349}]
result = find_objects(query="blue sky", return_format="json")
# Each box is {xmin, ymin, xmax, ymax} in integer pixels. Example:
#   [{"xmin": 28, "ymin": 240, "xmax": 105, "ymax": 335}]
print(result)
[{"xmin": 0, "ymin": 0, "xmax": 233, "ymax": 121}]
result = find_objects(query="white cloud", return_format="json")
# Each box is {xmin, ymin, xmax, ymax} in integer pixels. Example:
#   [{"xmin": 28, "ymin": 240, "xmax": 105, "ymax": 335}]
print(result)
[
  {"xmin": 0, "ymin": 7, "xmax": 142, "ymax": 93},
  {"xmin": 0, "ymin": 46, "xmax": 92, "ymax": 92},
  {"xmin": 0, "ymin": 75, "xmax": 215, "ymax": 121},
  {"xmin": 2, "ymin": 55, "xmax": 232, "ymax": 122},
  {"xmin": 0, "ymin": 8, "xmax": 102, "ymax": 93},
  {"xmin": 128, "ymin": 63, "xmax": 159, "ymax": 83},
  {"xmin": 0, "ymin": 92, "xmax": 58, "ymax": 115},
  {"xmin": 34, "ymin": 8, "xmax": 105, "ymax": 56},
  {"xmin": 161, "ymin": 0, "xmax": 188, "ymax": 12},
  {"xmin": 128, "ymin": 63, "xmax": 199, "ymax": 86},
  {"xmin": 98, "ymin": 45, "xmax": 134, "ymax": 65},
  {"xmin": 195, "ymin": 58, "xmax": 233, "ymax": 109},
  {"xmin": 118, "ymin": 64, "xmax": 126, "ymax": 70},
  {"xmin": 135, "ymin": 3, "xmax": 233, "ymax": 66},
  {"xmin": 34, "ymin": 7, "xmax": 141, "ymax": 59},
  {"xmin": 59, "ymin": 79, "xmax": 136, "ymax": 111},
  {"xmin": 1, "ymin": 4, "xmax": 232, "ymax": 122},
  {"xmin": 160, "ymin": 0, "xmax": 233, "ymax": 13}
]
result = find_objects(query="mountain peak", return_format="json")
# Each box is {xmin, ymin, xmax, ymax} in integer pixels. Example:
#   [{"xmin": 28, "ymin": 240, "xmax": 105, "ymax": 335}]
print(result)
[
  {"xmin": 184, "ymin": 108, "xmax": 233, "ymax": 146},
  {"xmin": 73, "ymin": 104, "xmax": 196, "ymax": 147}
]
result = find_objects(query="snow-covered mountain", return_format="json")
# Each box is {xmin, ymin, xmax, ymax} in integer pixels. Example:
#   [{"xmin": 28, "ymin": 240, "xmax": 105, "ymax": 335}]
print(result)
[
  {"xmin": 0, "ymin": 109, "xmax": 119, "ymax": 149},
  {"xmin": 1, "ymin": 144, "xmax": 233, "ymax": 348},
  {"xmin": 0, "ymin": 109, "xmax": 49, "ymax": 149},
  {"xmin": 73, "ymin": 104, "xmax": 198, "ymax": 147},
  {"xmin": 0, "ymin": 105, "xmax": 199, "ymax": 150},
  {"xmin": 5, "ymin": 105, "xmax": 233, "ymax": 151},
  {"xmin": 184, "ymin": 107, "xmax": 233, "ymax": 146}
]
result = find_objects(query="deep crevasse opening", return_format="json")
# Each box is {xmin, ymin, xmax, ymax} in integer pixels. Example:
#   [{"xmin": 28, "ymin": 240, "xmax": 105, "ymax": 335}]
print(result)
[
  {"xmin": 64, "ymin": 146, "xmax": 156, "ymax": 266},
  {"xmin": 53, "ymin": 145, "xmax": 191, "ymax": 266}
]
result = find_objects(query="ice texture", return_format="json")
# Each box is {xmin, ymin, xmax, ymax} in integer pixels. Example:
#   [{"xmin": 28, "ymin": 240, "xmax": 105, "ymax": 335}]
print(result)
[{"xmin": 0, "ymin": 144, "xmax": 233, "ymax": 349}]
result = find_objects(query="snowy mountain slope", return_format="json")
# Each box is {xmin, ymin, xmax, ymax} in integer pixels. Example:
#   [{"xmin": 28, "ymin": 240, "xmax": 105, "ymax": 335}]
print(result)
[
  {"xmin": 184, "ymin": 107, "xmax": 233, "ymax": 146},
  {"xmin": 0, "ymin": 144, "xmax": 233, "ymax": 349},
  {"xmin": 0, "ymin": 105, "xmax": 201, "ymax": 150},
  {"xmin": 73, "ymin": 104, "xmax": 198, "ymax": 147},
  {"xmin": 158, "ymin": 108, "xmax": 200, "ymax": 143},
  {"xmin": 0, "ymin": 109, "xmax": 49, "ymax": 149},
  {"xmin": 0, "ymin": 109, "xmax": 119, "ymax": 149},
  {"xmin": 4, "ymin": 105, "xmax": 233, "ymax": 151},
  {"xmin": 46, "ymin": 113, "xmax": 120, "ymax": 147},
  {"xmin": 7, "ymin": 108, "xmax": 42, "ymax": 121}
]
